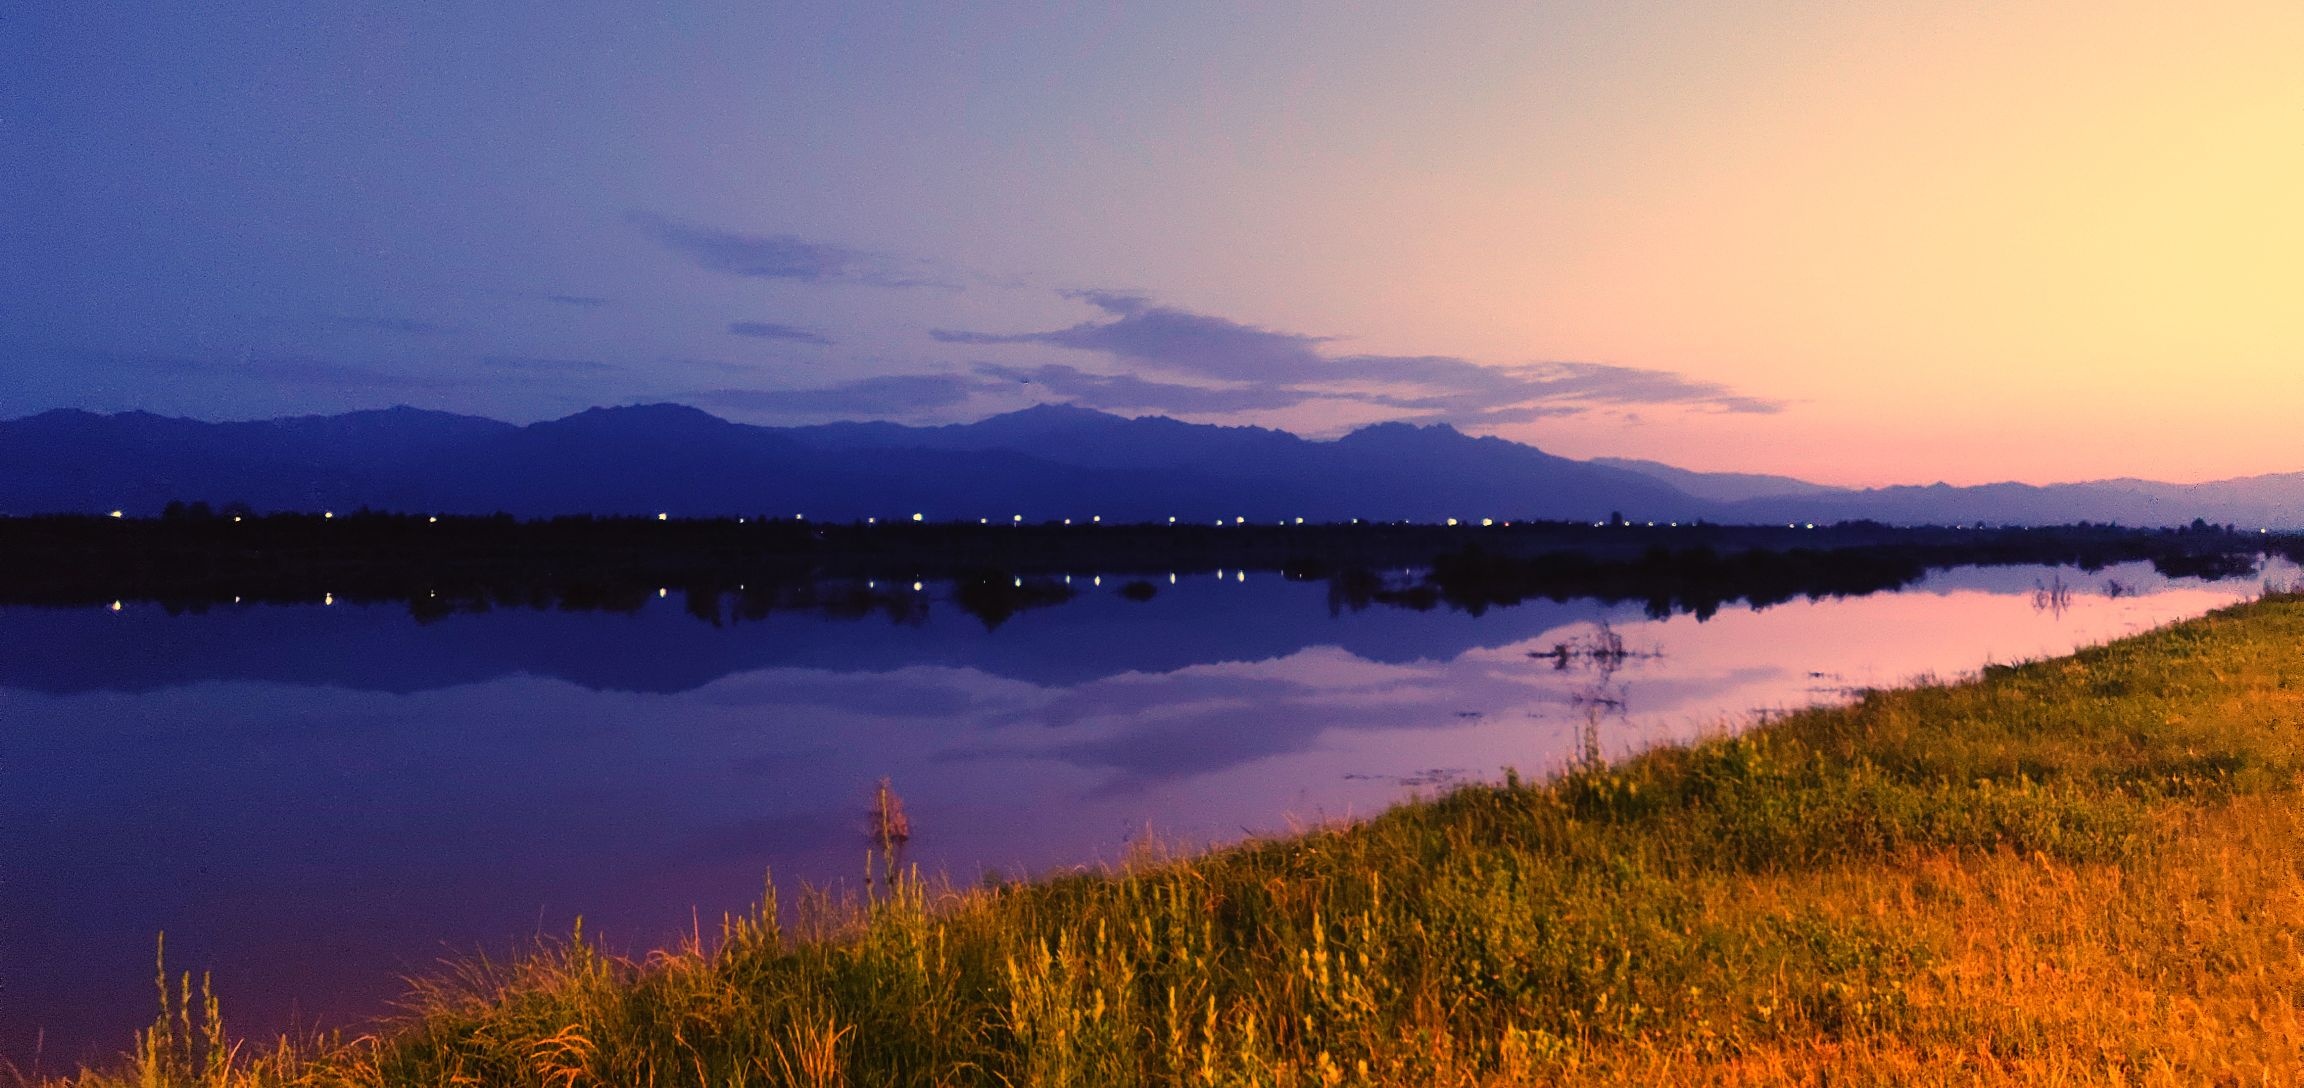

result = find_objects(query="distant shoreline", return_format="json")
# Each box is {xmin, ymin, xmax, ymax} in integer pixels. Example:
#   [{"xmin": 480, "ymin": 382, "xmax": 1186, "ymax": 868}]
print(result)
[{"xmin": 1, "ymin": 515, "xmax": 2286, "ymax": 624}]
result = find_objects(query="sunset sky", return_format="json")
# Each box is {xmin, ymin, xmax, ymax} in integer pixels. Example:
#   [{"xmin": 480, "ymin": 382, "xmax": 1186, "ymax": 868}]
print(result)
[{"xmin": 5, "ymin": 1, "xmax": 2297, "ymax": 486}]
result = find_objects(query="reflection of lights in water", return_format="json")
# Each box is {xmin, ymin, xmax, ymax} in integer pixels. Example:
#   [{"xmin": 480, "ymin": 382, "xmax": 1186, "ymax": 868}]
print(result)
[
  {"xmin": 1236, "ymin": 570, "xmax": 1246, "ymax": 583},
  {"xmin": 232, "ymin": 596, "xmax": 240, "ymax": 603},
  {"xmin": 1064, "ymin": 575, "xmax": 1072, "ymax": 584},
  {"xmin": 323, "ymin": 593, "xmax": 334, "ymax": 606},
  {"xmin": 1093, "ymin": 575, "xmax": 1101, "ymax": 587},
  {"xmin": 109, "ymin": 600, "xmax": 122, "ymax": 612},
  {"xmin": 657, "ymin": 588, "xmax": 667, "ymax": 598},
  {"xmin": 1168, "ymin": 572, "xmax": 1176, "ymax": 584},
  {"xmin": 1216, "ymin": 569, "xmax": 1225, "ymax": 580}
]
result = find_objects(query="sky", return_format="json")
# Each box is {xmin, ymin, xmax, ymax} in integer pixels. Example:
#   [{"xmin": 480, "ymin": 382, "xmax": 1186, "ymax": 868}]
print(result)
[{"xmin": 4, "ymin": 1, "xmax": 2298, "ymax": 487}]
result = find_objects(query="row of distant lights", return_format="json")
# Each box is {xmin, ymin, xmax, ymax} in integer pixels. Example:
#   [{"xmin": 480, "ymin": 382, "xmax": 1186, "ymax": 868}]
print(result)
[{"xmin": 98, "ymin": 510, "xmax": 2287, "ymax": 535}]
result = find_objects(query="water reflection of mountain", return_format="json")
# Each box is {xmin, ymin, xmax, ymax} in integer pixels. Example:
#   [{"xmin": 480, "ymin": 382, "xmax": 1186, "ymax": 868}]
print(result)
[{"xmin": 0, "ymin": 581, "xmax": 1619, "ymax": 696}]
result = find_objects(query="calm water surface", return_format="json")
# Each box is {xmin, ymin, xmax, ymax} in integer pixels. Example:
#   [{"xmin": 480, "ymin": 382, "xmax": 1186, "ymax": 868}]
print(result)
[{"xmin": 3, "ymin": 560, "xmax": 2285, "ymax": 1062}]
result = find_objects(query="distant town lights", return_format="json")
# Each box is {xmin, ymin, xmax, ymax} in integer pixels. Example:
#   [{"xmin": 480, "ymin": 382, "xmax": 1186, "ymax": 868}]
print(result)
[
  {"xmin": 658, "ymin": 512, "xmax": 669, "ymax": 521},
  {"xmin": 323, "ymin": 511, "xmax": 333, "ymax": 519},
  {"xmin": 1447, "ymin": 518, "xmax": 1460, "ymax": 527},
  {"xmin": 911, "ymin": 512, "xmax": 923, "ymax": 522},
  {"xmin": 1481, "ymin": 518, "xmax": 1494, "ymax": 527},
  {"xmin": 108, "ymin": 510, "xmax": 123, "ymax": 518},
  {"xmin": 427, "ymin": 516, "xmax": 437, "ymax": 523}
]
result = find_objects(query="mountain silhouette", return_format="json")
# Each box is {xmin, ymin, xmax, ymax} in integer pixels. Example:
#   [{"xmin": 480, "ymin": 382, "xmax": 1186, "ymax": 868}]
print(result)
[{"xmin": 2, "ymin": 403, "xmax": 2292, "ymax": 527}]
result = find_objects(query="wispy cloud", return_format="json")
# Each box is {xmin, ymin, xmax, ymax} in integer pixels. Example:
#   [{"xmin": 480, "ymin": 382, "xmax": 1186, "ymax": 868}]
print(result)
[
  {"xmin": 935, "ymin": 293, "xmax": 1784, "ymax": 424},
  {"xmin": 973, "ymin": 363, "xmax": 1317, "ymax": 413},
  {"xmin": 545, "ymin": 294, "xmax": 612, "ymax": 310},
  {"xmin": 935, "ymin": 293, "xmax": 1330, "ymax": 383},
  {"xmin": 728, "ymin": 321, "xmax": 834, "ymax": 346},
  {"xmin": 479, "ymin": 355, "xmax": 621, "ymax": 375},
  {"xmin": 629, "ymin": 212, "xmax": 951, "ymax": 288}
]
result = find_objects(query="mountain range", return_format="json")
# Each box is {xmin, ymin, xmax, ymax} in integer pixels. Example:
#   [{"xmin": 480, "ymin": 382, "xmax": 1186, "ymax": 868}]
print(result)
[{"xmin": 4, "ymin": 403, "xmax": 2298, "ymax": 528}]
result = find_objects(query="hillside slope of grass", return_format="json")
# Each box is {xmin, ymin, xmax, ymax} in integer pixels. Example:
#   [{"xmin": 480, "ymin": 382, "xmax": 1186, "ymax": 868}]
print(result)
[{"xmin": 43, "ymin": 595, "xmax": 2304, "ymax": 1086}]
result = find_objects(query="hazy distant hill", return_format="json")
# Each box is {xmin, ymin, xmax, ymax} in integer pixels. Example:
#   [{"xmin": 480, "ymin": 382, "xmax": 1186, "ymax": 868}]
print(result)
[
  {"xmin": 1590, "ymin": 457, "xmax": 1843, "ymax": 503},
  {"xmin": 4, "ymin": 403, "xmax": 2296, "ymax": 527}
]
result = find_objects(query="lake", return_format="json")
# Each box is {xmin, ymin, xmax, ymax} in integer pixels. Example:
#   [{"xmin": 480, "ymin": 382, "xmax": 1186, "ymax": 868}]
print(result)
[{"xmin": 4, "ymin": 558, "xmax": 2287, "ymax": 1065}]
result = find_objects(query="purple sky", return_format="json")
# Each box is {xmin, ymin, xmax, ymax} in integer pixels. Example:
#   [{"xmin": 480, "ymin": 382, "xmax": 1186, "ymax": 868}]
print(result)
[{"xmin": 6, "ymin": 3, "xmax": 2297, "ymax": 485}]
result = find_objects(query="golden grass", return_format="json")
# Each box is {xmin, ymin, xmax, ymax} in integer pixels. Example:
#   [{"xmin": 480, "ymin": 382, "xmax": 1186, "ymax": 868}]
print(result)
[{"xmin": 33, "ymin": 595, "xmax": 2304, "ymax": 1086}]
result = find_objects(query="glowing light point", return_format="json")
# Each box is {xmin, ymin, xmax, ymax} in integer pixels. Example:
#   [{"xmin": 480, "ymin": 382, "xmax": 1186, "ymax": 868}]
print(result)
[
  {"xmin": 1013, "ymin": 577, "xmax": 1022, "ymax": 588},
  {"xmin": 109, "ymin": 600, "xmax": 122, "ymax": 612},
  {"xmin": 233, "ymin": 515, "xmax": 242, "ymax": 523},
  {"xmin": 108, "ymin": 510, "xmax": 124, "ymax": 518},
  {"xmin": 1013, "ymin": 515, "xmax": 1023, "ymax": 523},
  {"xmin": 657, "ymin": 588, "xmax": 667, "ymax": 598},
  {"xmin": 1447, "ymin": 518, "xmax": 1460, "ymax": 527},
  {"xmin": 323, "ymin": 511, "xmax": 333, "ymax": 519},
  {"xmin": 1168, "ymin": 516, "xmax": 1176, "ymax": 524},
  {"xmin": 912, "ymin": 581, "xmax": 923, "ymax": 592},
  {"xmin": 911, "ymin": 512, "xmax": 923, "ymax": 522},
  {"xmin": 324, "ymin": 593, "xmax": 334, "ymax": 606},
  {"xmin": 1294, "ymin": 517, "xmax": 1304, "ymax": 525},
  {"xmin": 1236, "ymin": 570, "xmax": 1246, "ymax": 583},
  {"xmin": 1481, "ymin": 518, "xmax": 1494, "ymax": 527},
  {"xmin": 1091, "ymin": 516, "xmax": 1100, "ymax": 523},
  {"xmin": 427, "ymin": 516, "xmax": 437, "ymax": 523},
  {"xmin": 1235, "ymin": 516, "xmax": 1245, "ymax": 525},
  {"xmin": 658, "ymin": 512, "xmax": 669, "ymax": 521},
  {"xmin": 1168, "ymin": 573, "xmax": 1176, "ymax": 584},
  {"xmin": 1092, "ymin": 575, "xmax": 1101, "ymax": 587}
]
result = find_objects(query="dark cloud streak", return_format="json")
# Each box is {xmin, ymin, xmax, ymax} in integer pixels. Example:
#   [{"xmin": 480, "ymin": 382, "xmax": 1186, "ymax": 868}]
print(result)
[
  {"xmin": 629, "ymin": 212, "xmax": 952, "ymax": 288},
  {"xmin": 728, "ymin": 321, "xmax": 833, "ymax": 346}
]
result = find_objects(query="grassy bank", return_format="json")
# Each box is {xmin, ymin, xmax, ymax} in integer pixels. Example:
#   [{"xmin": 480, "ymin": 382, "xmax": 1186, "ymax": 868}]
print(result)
[{"xmin": 43, "ymin": 595, "xmax": 2304, "ymax": 1086}]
